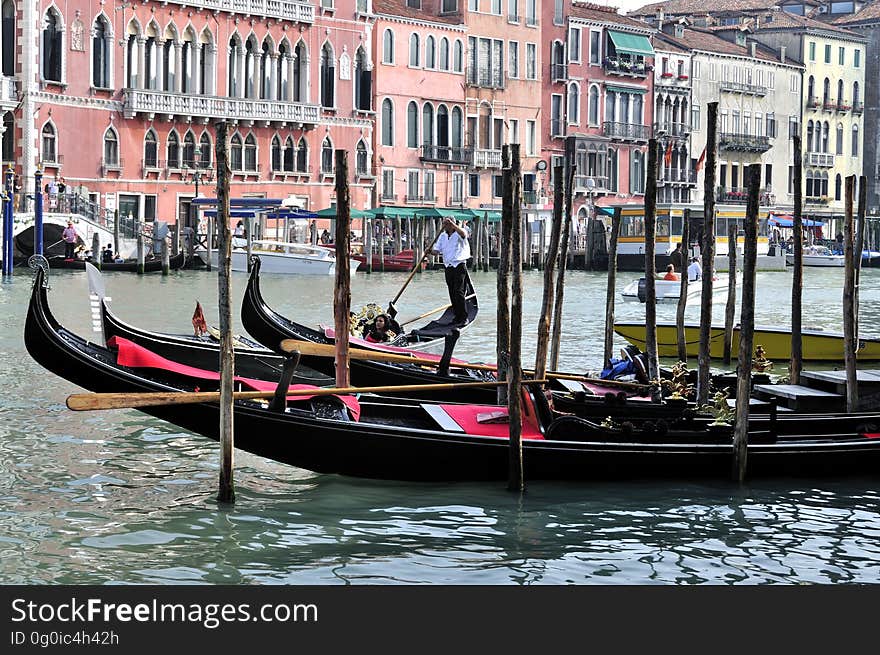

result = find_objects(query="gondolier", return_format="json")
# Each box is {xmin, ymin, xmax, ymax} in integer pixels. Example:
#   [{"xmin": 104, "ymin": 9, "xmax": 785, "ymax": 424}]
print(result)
[{"xmin": 432, "ymin": 217, "xmax": 471, "ymax": 327}]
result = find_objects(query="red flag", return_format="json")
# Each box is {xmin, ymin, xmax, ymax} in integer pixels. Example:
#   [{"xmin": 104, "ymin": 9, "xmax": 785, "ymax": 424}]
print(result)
[
  {"xmin": 192, "ymin": 301, "xmax": 208, "ymax": 336},
  {"xmin": 663, "ymin": 141, "xmax": 673, "ymax": 167},
  {"xmin": 695, "ymin": 146, "xmax": 707, "ymax": 173}
]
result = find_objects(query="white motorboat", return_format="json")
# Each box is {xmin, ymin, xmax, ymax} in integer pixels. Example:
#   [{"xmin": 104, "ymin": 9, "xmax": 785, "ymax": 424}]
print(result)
[
  {"xmin": 621, "ymin": 274, "xmax": 729, "ymax": 304},
  {"xmin": 785, "ymin": 245, "xmax": 845, "ymax": 267},
  {"xmin": 209, "ymin": 240, "xmax": 359, "ymax": 275}
]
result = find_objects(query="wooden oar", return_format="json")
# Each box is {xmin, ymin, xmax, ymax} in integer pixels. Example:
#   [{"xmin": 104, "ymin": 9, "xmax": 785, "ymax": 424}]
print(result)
[
  {"xmin": 399, "ymin": 293, "xmax": 477, "ymax": 327},
  {"xmin": 67, "ymin": 379, "xmax": 548, "ymax": 412},
  {"xmin": 280, "ymin": 340, "xmax": 650, "ymax": 391},
  {"xmin": 386, "ymin": 228, "xmax": 443, "ymax": 317}
]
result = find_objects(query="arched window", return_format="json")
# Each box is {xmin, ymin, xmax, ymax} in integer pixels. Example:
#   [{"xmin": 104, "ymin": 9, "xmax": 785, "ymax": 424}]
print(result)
[
  {"xmin": 356, "ymin": 140, "xmax": 368, "ymax": 176},
  {"xmin": 293, "ymin": 41, "xmax": 307, "ymax": 102},
  {"xmin": 853, "ymin": 81, "xmax": 860, "ymax": 107},
  {"xmin": 296, "ymin": 136, "xmax": 307, "ymax": 172},
  {"xmin": 42, "ymin": 9, "xmax": 63, "ymax": 82},
  {"xmin": 144, "ymin": 129, "xmax": 158, "ymax": 168},
  {"xmin": 244, "ymin": 37, "xmax": 257, "ymax": 98},
  {"xmin": 822, "ymin": 121, "xmax": 829, "ymax": 153},
  {"xmin": 835, "ymin": 173, "xmax": 842, "ymax": 201},
  {"xmin": 422, "ymin": 103, "xmax": 434, "ymax": 146},
  {"xmin": 568, "ymin": 83, "xmax": 580, "ymax": 124},
  {"xmin": 284, "ymin": 136, "xmax": 295, "ymax": 172},
  {"xmin": 607, "ymin": 148, "xmax": 618, "ymax": 192},
  {"xmin": 453, "ymin": 40, "xmax": 463, "ymax": 73},
  {"xmin": 409, "ymin": 33, "xmax": 420, "ymax": 67},
  {"xmin": 806, "ymin": 120, "xmax": 814, "ymax": 152},
  {"xmin": 321, "ymin": 137, "xmax": 333, "ymax": 173},
  {"xmin": 381, "ymin": 98, "xmax": 394, "ymax": 146},
  {"xmin": 228, "ymin": 35, "xmax": 241, "ymax": 96},
  {"xmin": 162, "ymin": 25, "xmax": 176, "ymax": 92},
  {"xmin": 199, "ymin": 133, "xmax": 211, "ymax": 169},
  {"xmin": 167, "ymin": 131, "xmax": 180, "ymax": 168},
  {"xmin": 630, "ymin": 150, "xmax": 644, "ymax": 194},
  {"xmin": 180, "ymin": 29, "xmax": 194, "ymax": 94},
  {"xmin": 183, "ymin": 131, "xmax": 196, "ymax": 167},
  {"xmin": 320, "ymin": 43, "xmax": 335, "ymax": 108},
  {"xmin": 230, "ymin": 134, "xmax": 243, "ymax": 170},
  {"xmin": 822, "ymin": 77, "xmax": 830, "ymax": 104},
  {"xmin": 437, "ymin": 105, "xmax": 449, "ymax": 149},
  {"xmin": 92, "ymin": 15, "xmax": 111, "ymax": 88},
  {"xmin": 451, "ymin": 107, "xmax": 462, "ymax": 148},
  {"xmin": 383, "ymin": 29, "xmax": 394, "ymax": 64},
  {"xmin": 807, "ymin": 75, "xmax": 815, "ymax": 101},
  {"xmin": 852, "ymin": 124, "xmax": 859, "ymax": 156},
  {"xmin": 103, "ymin": 128, "xmax": 119, "ymax": 166},
  {"xmin": 439, "ymin": 38, "xmax": 449, "ymax": 71},
  {"xmin": 354, "ymin": 47, "xmax": 371, "ymax": 111},
  {"xmin": 199, "ymin": 28, "xmax": 213, "ymax": 95},
  {"xmin": 2, "ymin": 0, "xmax": 15, "ymax": 77},
  {"xmin": 425, "ymin": 35, "xmax": 436, "ymax": 69},
  {"xmin": 244, "ymin": 134, "xmax": 257, "ymax": 171},
  {"xmin": 407, "ymin": 101, "xmax": 418, "ymax": 148},
  {"xmin": 41, "ymin": 123, "xmax": 57, "ymax": 163},
  {"xmin": 822, "ymin": 171, "xmax": 829, "ymax": 197},
  {"xmin": 271, "ymin": 135, "xmax": 282, "ymax": 171},
  {"xmin": 1, "ymin": 112, "xmax": 13, "ymax": 163},
  {"xmin": 260, "ymin": 41, "xmax": 271, "ymax": 100},
  {"xmin": 837, "ymin": 79, "xmax": 844, "ymax": 105},
  {"xmin": 588, "ymin": 85, "xmax": 599, "ymax": 125},
  {"xmin": 144, "ymin": 23, "xmax": 158, "ymax": 90},
  {"xmin": 277, "ymin": 42, "xmax": 289, "ymax": 100},
  {"xmin": 836, "ymin": 123, "xmax": 844, "ymax": 155}
]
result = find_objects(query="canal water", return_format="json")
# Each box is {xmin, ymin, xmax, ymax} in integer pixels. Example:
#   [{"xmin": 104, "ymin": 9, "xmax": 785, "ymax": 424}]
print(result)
[{"xmin": 1, "ymin": 265, "xmax": 879, "ymax": 584}]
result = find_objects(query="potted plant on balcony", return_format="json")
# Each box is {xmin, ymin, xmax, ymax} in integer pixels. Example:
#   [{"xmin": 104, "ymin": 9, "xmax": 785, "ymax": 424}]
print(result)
[
  {"xmin": 661, "ymin": 70, "xmax": 673, "ymax": 78},
  {"xmin": 677, "ymin": 73, "xmax": 689, "ymax": 80}
]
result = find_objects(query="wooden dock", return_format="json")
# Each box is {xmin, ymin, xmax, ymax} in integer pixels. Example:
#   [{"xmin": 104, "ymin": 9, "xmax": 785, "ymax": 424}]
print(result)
[{"xmin": 752, "ymin": 368, "xmax": 880, "ymax": 412}]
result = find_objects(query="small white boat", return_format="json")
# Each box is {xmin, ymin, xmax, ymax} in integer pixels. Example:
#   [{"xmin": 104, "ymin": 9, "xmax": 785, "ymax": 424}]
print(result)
[
  {"xmin": 622, "ymin": 275, "xmax": 728, "ymax": 304},
  {"xmin": 785, "ymin": 245, "xmax": 845, "ymax": 267},
  {"xmin": 210, "ymin": 240, "xmax": 359, "ymax": 275}
]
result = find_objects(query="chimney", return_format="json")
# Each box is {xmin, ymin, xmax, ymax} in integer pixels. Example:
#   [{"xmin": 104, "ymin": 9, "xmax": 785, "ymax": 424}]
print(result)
[
  {"xmin": 779, "ymin": 45, "xmax": 786, "ymax": 64},
  {"xmin": 750, "ymin": 42, "xmax": 757, "ymax": 58}
]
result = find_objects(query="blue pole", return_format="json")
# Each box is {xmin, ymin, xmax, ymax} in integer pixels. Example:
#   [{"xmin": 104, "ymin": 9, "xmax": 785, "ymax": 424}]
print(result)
[
  {"xmin": 3, "ymin": 166, "xmax": 12, "ymax": 276},
  {"xmin": 34, "ymin": 168, "xmax": 43, "ymax": 256}
]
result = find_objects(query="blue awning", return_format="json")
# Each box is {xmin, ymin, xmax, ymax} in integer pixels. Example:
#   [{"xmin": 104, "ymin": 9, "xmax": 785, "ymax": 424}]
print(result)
[
  {"xmin": 191, "ymin": 197, "xmax": 287, "ymax": 207},
  {"xmin": 768, "ymin": 214, "xmax": 824, "ymax": 228},
  {"xmin": 203, "ymin": 208, "xmax": 316, "ymax": 219}
]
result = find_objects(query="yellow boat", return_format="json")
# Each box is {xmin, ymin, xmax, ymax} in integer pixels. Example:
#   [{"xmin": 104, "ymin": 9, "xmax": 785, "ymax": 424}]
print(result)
[{"xmin": 613, "ymin": 321, "xmax": 880, "ymax": 361}]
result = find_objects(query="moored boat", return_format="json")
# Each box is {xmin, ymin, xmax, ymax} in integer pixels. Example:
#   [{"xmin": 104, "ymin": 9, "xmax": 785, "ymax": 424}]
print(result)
[
  {"xmin": 46, "ymin": 252, "xmax": 185, "ymax": 273},
  {"xmin": 209, "ymin": 240, "xmax": 359, "ymax": 276},
  {"xmin": 785, "ymin": 245, "xmax": 845, "ymax": 267},
  {"xmin": 621, "ymin": 274, "xmax": 728, "ymax": 305}
]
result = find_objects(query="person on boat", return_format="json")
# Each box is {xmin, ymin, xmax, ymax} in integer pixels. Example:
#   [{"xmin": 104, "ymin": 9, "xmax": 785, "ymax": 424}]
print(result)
[
  {"xmin": 662, "ymin": 264, "xmax": 679, "ymax": 281},
  {"xmin": 320, "ymin": 229, "xmax": 331, "ymax": 245},
  {"xmin": 234, "ymin": 220, "xmax": 245, "ymax": 238},
  {"xmin": 364, "ymin": 314, "xmax": 395, "ymax": 343},
  {"xmin": 62, "ymin": 220, "xmax": 77, "ymax": 259},
  {"xmin": 670, "ymin": 242, "xmax": 684, "ymax": 272},
  {"xmin": 687, "ymin": 257, "xmax": 702, "ymax": 282},
  {"xmin": 432, "ymin": 217, "xmax": 471, "ymax": 327},
  {"xmin": 101, "ymin": 244, "xmax": 115, "ymax": 264}
]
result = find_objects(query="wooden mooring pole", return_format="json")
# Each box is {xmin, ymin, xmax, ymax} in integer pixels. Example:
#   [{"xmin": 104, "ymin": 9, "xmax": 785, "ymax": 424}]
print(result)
[
  {"xmin": 508, "ymin": 143, "xmax": 524, "ymax": 492},
  {"xmin": 604, "ymin": 207, "xmax": 621, "ymax": 366},
  {"xmin": 698, "ymin": 101, "xmax": 718, "ymax": 406},
  {"xmin": 497, "ymin": 146, "xmax": 512, "ymax": 406},
  {"xmin": 549, "ymin": 164, "xmax": 575, "ymax": 371},
  {"xmin": 676, "ymin": 209, "xmax": 690, "ymax": 362},
  {"xmin": 843, "ymin": 175, "xmax": 858, "ymax": 412},
  {"xmin": 92, "ymin": 233, "xmax": 101, "ymax": 272},
  {"xmin": 643, "ymin": 139, "xmax": 660, "ymax": 387},
  {"xmin": 723, "ymin": 224, "xmax": 737, "ymax": 365},
  {"xmin": 733, "ymin": 164, "xmax": 761, "ymax": 482},
  {"xmin": 205, "ymin": 215, "xmax": 213, "ymax": 272},
  {"xmin": 136, "ymin": 227, "xmax": 145, "ymax": 275},
  {"xmin": 215, "ymin": 121, "xmax": 235, "ymax": 504},
  {"xmin": 534, "ymin": 166, "xmax": 564, "ymax": 381},
  {"xmin": 334, "ymin": 150, "xmax": 352, "ymax": 389},
  {"xmin": 855, "ymin": 176, "xmax": 867, "ymax": 343},
  {"xmin": 790, "ymin": 134, "xmax": 804, "ymax": 385},
  {"xmin": 161, "ymin": 236, "xmax": 170, "ymax": 276}
]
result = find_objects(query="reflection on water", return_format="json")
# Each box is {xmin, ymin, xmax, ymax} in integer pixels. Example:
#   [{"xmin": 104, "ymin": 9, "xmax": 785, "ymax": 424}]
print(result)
[{"xmin": 1, "ymin": 266, "xmax": 879, "ymax": 584}]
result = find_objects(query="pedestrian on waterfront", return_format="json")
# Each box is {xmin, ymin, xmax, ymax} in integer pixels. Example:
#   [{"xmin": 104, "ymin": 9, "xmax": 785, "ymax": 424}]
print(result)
[
  {"xmin": 662, "ymin": 263, "xmax": 679, "ymax": 281},
  {"xmin": 47, "ymin": 177, "xmax": 58, "ymax": 212},
  {"xmin": 432, "ymin": 217, "xmax": 471, "ymax": 327},
  {"xmin": 57, "ymin": 177, "xmax": 67, "ymax": 212},
  {"xmin": 62, "ymin": 220, "xmax": 77, "ymax": 259},
  {"xmin": 670, "ymin": 242, "xmax": 684, "ymax": 272},
  {"xmin": 687, "ymin": 257, "xmax": 702, "ymax": 282}
]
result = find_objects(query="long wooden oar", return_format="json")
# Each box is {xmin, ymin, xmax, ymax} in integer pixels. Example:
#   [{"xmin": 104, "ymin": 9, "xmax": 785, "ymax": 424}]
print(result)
[
  {"xmin": 399, "ymin": 293, "xmax": 477, "ymax": 327},
  {"xmin": 67, "ymin": 379, "xmax": 548, "ymax": 412},
  {"xmin": 387, "ymin": 228, "xmax": 443, "ymax": 317},
  {"xmin": 280, "ymin": 340, "xmax": 650, "ymax": 391}
]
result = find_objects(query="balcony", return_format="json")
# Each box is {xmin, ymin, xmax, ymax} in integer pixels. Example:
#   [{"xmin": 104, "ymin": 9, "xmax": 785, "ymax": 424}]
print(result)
[
  {"xmin": 602, "ymin": 57, "xmax": 649, "ymax": 78},
  {"xmin": 805, "ymin": 196, "xmax": 830, "ymax": 206},
  {"xmin": 653, "ymin": 122, "xmax": 690, "ymax": 138},
  {"xmin": 40, "ymin": 154, "xmax": 64, "ymax": 169},
  {"xmin": 573, "ymin": 175, "xmax": 607, "ymax": 194},
  {"xmin": 420, "ymin": 145, "xmax": 472, "ymax": 165},
  {"xmin": 178, "ymin": 0, "xmax": 315, "ymax": 24},
  {"xmin": 472, "ymin": 149, "xmax": 502, "ymax": 168},
  {"xmin": 807, "ymin": 96, "xmax": 819, "ymax": 109},
  {"xmin": 823, "ymin": 99, "xmax": 836, "ymax": 112},
  {"xmin": 550, "ymin": 63, "xmax": 568, "ymax": 82},
  {"xmin": 123, "ymin": 89, "xmax": 320, "ymax": 126},
  {"xmin": 853, "ymin": 101, "xmax": 864, "ymax": 115},
  {"xmin": 836, "ymin": 99, "xmax": 852, "ymax": 112},
  {"xmin": 100, "ymin": 158, "xmax": 124, "ymax": 176},
  {"xmin": 719, "ymin": 80, "xmax": 768, "ymax": 96},
  {"xmin": 603, "ymin": 121, "xmax": 651, "ymax": 143},
  {"xmin": 0, "ymin": 75, "xmax": 16, "ymax": 109},
  {"xmin": 718, "ymin": 132, "xmax": 772, "ymax": 153},
  {"xmin": 658, "ymin": 168, "xmax": 696, "ymax": 185},
  {"xmin": 807, "ymin": 152, "xmax": 835, "ymax": 168},
  {"xmin": 717, "ymin": 187, "xmax": 774, "ymax": 205}
]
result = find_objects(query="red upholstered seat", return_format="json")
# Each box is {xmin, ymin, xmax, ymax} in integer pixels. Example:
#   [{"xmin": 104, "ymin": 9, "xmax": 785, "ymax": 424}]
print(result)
[{"xmin": 438, "ymin": 404, "xmax": 544, "ymax": 440}]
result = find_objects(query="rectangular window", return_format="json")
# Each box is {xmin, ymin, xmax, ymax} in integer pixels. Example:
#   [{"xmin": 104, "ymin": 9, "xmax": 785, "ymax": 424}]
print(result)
[
  {"xmin": 765, "ymin": 164, "xmax": 772, "ymax": 191},
  {"xmin": 468, "ymin": 0, "xmax": 478, "ymax": 10},
  {"xmin": 767, "ymin": 71, "xmax": 774, "ymax": 89},
  {"xmin": 755, "ymin": 112, "xmax": 763, "ymax": 137},
  {"xmin": 719, "ymin": 164, "xmax": 727, "ymax": 188},
  {"xmin": 452, "ymin": 173, "xmax": 465, "ymax": 203},
  {"xmin": 824, "ymin": 44, "xmax": 831, "ymax": 64},
  {"xmin": 491, "ymin": 0, "xmax": 501, "ymax": 15},
  {"xmin": 731, "ymin": 165, "xmax": 738, "ymax": 189},
  {"xmin": 467, "ymin": 36, "xmax": 477, "ymax": 84},
  {"xmin": 569, "ymin": 28, "xmax": 581, "ymax": 63},
  {"xmin": 766, "ymin": 112, "xmax": 776, "ymax": 138},
  {"xmin": 709, "ymin": 62, "xmax": 716, "ymax": 81},
  {"xmin": 692, "ymin": 60, "xmax": 700, "ymax": 79},
  {"xmin": 788, "ymin": 166, "xmax": 793, "ymax": 194},
  {"xmin": 508, "ymin": 41, "xmax": 519, "ymax": 78},
  {"xmin": 492, "ymin": 174, "xmax": 503, "ymax": 197},
  {"xmin": 468, "ymin": 173, "xmax": 480, "ymax": 197},
  {"xmin": 790, "ymin": 74, "xmax": 798, "ymax": 93},
  {"xmin": 551, "ymin": 94, "xmax": 562, "ymax": 136},
  {"xmin": 691, "ymin": 105, "xmax": 700, "ymax": 131},
  {"xmin": 144, "ymin": 195, "xmax": 157, "ymax": 221},
  {"xmin": 424, "ymin": 171, "xmax": 435, "ymax": 201},
  {"xmin": 493, "ymin": 118, "xmax": 504, "ymax": 149},
  {"xmin": 590, "ymin": 31, "xmax": 600, "ymax": 65},
  {"xmin": 382, "ymin": 168, "xmax": 395, "ymax": 199},
  {"xmin": 508, "ymin": 0, "xmax": 518, "ymax": 21},
  {"xmin": 407, "ymin": 170, "xmax": 420, "ymax": 200},
  {"xmin": 789, "ymin": 116, "xmax": 798, "ymax": 139},
  {"xmin": 720, "ymin": 109, "xmax": 729, "ymax": 133},
  {"xmin": 526, "ymin": 119, "xmax": 536, "ymax": 155},
  {"xmin": 855, "ymin": 49, "xmax": 861, "ymax": 67},
  {"xmin": 509, "ymin": 118, "xmax": 519, "ymax": 144},
  {"xmin": 526, "ymin": 43, "xmax": 536, "ymax": 79},
  {"xmin": 526, "ymin": 0, "xmax": 537, "ymax": 25},
  {"xmin": 839, "ymin": 47, "xmax": 845, "ymax": 65},
  {"xmin": 492, "ymin": 39, "xmax": 503, "ymax": 87},
  {"xmin": 809, "ymin": 42, "xmax": 816, "ymax": 61}
]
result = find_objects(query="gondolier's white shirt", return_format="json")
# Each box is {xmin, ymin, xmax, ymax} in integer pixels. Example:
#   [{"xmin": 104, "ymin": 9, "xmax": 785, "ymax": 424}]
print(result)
[{"xmin": 436, "ymin": 228, "xmax": 471, "ymax": 267}]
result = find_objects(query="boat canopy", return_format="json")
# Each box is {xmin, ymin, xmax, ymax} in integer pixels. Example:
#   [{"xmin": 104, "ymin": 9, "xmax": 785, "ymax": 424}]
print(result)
[{"xmin": 768, "ymin": 214, "xmax": 825, "ymax": 228}]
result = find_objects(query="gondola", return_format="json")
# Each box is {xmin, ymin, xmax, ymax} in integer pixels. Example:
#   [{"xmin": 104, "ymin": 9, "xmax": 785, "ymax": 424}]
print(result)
[
  {"xmin": 25, "ymin": 267, "xmax": 880, "ymax": 481},
  {"xmin": 46, "ymin": 252, "xmax": 186, "ymax": 273}
]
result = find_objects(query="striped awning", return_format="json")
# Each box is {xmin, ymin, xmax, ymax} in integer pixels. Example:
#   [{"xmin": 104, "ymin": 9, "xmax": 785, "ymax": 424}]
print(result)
[{"xmin": 608, "ymin": 31, "xmax": 654, "ymax": 57}]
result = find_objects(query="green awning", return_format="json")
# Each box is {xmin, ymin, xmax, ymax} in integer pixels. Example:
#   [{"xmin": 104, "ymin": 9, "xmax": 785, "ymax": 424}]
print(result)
[
  {"xmin": 461, "ymin": 208, "xmax": 502, "ymax": 223},
  {"xmin": 364, "ymin": 206, "xmax": 417, "ymax": 219},
  {"xmin": 605, "ymin": 84, "xmax": 647, "ymax": 95},
  {"xmin": 315, "ymin": 207, "xmax": 369, "ymax": 219},
  {"xmin": 417, "ymin": 207, "xmax": 473, "ymax": 221},
  {"xmin": 608, "ymin": 31, "xmax": 654, "ymax": 57}
]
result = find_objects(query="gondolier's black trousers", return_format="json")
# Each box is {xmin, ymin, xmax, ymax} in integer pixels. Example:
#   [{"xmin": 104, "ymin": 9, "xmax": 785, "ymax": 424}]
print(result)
[
  {"xmin": 444, "ymin": 262, "xmax": 468, "ymax": 325},
  {"xmin": 64, "ymin": 242, "xmax": 75, "ymax": 259}
]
